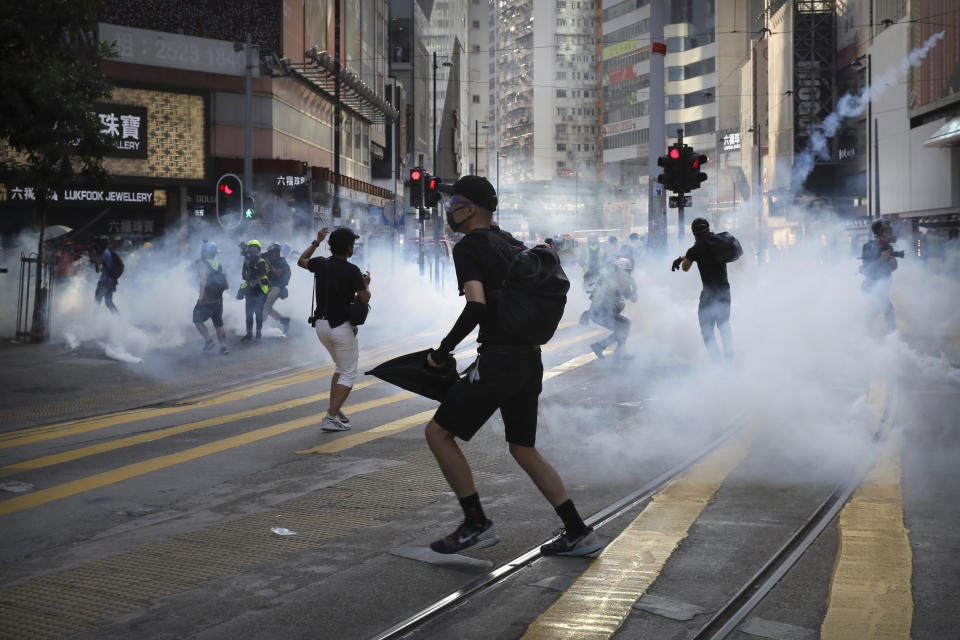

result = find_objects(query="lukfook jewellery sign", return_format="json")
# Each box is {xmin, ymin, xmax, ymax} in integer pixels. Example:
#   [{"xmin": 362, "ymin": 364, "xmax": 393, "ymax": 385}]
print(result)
[{"xmin": 95, "ymin": 103, "xmax": 148, "ymax": 159}]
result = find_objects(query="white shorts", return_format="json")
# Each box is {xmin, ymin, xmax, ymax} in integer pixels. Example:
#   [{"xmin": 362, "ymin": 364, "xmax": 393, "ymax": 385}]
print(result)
[{"xmin": 315, "ymin": 320, "xmax": 359, "ymax": 387}]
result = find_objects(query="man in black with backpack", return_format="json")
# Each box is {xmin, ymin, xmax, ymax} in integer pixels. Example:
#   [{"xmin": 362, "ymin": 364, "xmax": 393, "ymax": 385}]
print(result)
[
  {"xmin": 263, "ymin": 243, "xmax": 292, "ymax": 335},
  {"xmin": 424, "ymin": 175, "xmax": 601, "ymax": 557},
  {"xmin": 193, "ymin": 242, "xmax": 230, "ymax": 354},
  {"xmin": 91, "ymin": 235, "xmax": 121, "ymax": 314},
  {"xmin": 671, "ymin": 217, "xmax": 740, "ymax": 360}
]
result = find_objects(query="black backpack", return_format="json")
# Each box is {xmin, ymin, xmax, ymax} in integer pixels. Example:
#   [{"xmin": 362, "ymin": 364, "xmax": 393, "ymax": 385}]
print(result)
[
  {"xmin": 205, "ymin": 262, "xmax": 228, "ymax": 295},
  {"xmin": 704, "ymin": 231, "xmax": 743, "ymax": 263},
  {"xmin": 488, "ymin": 229, "xmax": 570, "ymax": 345},
  {"xmin": 106, "ymin": 251, "xmax": 124, "ymax": 279}
]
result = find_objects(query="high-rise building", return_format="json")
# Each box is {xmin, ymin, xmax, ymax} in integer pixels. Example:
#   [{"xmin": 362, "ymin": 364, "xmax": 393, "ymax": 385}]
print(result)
[
  {"xmin": 602, "ymin": 0, "xmax": 753, "ymax": 234},
  {"xmin": 491, "ymin": 0, "xmax": 603, "ymax": 235},
  {"xmin": 468, "ymin": 0, "xmax": 491, "ymax": 178}
]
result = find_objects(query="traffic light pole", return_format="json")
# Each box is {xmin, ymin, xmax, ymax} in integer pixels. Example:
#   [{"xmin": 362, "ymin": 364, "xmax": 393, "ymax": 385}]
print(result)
[
  {"xmin": 417, "ymin": 154, "xmax": 425, "ymax": 276},
  {"xmin": 244, "ymin": 32, "xmax": 253, "ymax": 227},
  {"xmin": 676, "ymin": 128, "xmax": 685, "ymax": 242},
  {"xmin": 647, "ymin": 0, "xmax": 667, "ymax": 252},
  {"xmin": 333, "ymin": 0, "xmax": 342, "ymax": 222}
]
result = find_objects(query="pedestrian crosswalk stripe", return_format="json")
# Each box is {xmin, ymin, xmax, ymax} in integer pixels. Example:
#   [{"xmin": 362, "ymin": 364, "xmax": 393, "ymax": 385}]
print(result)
[
  {"xmin": 0, "ymin": 327, "xmax": 602, "ymax": 515},
  {"xmin": 521, "ymin": 425, "xmax": 759, "ymax": 640}
]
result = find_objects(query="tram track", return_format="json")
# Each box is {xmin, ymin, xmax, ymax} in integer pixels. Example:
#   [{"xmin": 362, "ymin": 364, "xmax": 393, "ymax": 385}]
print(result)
[
  {"xmin": 371, "ymin": 383, "xmax": 897, "ymax": 640},
  {"xmin": 368, "ymin": 414, "xmax": 752, "ymax": 640}
]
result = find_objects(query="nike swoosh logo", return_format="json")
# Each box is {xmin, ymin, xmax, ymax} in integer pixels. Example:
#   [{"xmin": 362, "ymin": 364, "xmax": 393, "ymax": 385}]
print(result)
[{"xmin": 458, "ymin": 534, "xmax": 477, "ymax": 544}]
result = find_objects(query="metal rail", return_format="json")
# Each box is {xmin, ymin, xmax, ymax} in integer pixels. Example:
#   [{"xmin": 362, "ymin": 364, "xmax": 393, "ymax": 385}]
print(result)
[
  {"xmin": 691, "ymin": 392, "xmax": 898, "ymax": 639},
  {"xmin": 368, "ymin": 416, "xmax": 750, "ymax": 640}
]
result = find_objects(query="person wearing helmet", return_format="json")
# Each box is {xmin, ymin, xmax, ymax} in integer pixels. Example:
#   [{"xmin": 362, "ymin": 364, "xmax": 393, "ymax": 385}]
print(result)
[
  {"xmin": 262, "ymin": 243, "xmax": 292, "ymax": 335},
  {"xmin": 585, "ymin": 257, "xmax": 637, "ymax": 360},
  {"xmin": 238, "ymin": 239, "xmax": 270, "ymax": 342},
  {"xmin": 193, "ymin": 242, "xmax": 229, "ymax": 354},
  {"xmin": 671, "ymin": 217, "xmax": 734, "ymax": 359}
]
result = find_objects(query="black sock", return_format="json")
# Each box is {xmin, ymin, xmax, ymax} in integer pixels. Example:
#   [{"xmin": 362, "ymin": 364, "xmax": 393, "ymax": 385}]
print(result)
[
  {"xmin": 555, "ymin": 499, "xmax": 587, "ymax": 537},
  {"xmin": 458, "ymin": 493, "xmax": 486, "ymax": 526}
]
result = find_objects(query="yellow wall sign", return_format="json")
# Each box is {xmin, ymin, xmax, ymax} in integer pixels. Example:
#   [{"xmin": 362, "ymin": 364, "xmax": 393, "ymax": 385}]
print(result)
[{"xmin": 603, "ymin": 38, "xmax": 639, "ymax": 61}]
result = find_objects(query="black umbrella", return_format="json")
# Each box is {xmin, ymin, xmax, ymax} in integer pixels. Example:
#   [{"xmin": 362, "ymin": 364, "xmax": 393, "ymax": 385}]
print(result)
[{"xmin": 365, "ymin": 349, "xmax": 461, "ymax": 402}]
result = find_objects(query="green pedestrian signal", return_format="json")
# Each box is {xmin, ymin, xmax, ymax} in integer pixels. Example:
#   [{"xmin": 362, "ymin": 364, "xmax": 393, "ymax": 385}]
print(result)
[{"xmin": 243, "ymin": 194, "xmax": 256, "ymax": 220}]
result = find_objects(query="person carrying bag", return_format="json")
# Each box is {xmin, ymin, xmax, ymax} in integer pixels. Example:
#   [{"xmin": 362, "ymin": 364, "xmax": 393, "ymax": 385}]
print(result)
[{"xmin": 297, "ymin": 227, "xmax": 371, "ymax": 432}]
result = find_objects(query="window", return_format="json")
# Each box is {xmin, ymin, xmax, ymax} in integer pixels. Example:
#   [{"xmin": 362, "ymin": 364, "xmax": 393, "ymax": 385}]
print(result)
[
  {"xmin": 472, "ymin": 45, "xmax": 481, "ymax": 53},
  {"xmin": 472, "ymin": 94, "xmax": 481, "ymax": 103},
  {"xmin": 556, "ymin": 124, "xmax": 568, "ymax": 134},
  {"xmin": 557, "ymin": 143, "xmax": 567, "ymax": 151},
  {"xmin": 472, "ymin": 20, "xmax": 480, "ymax": 29},
  {"xmin": 556, "ymin": 71, "xmax": 567, "ymax": 79},
  {"xmin": 556, "ymin": 89, "xmax": 567, "ymax": 97}
]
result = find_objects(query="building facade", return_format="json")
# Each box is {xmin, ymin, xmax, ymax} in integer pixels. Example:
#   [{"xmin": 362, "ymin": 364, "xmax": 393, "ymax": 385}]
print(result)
[
  {"xmin": 491, "ymin": 0, "xmax": 603, "ymax": 236},
  {"xmin": 1, "ymin": 1, "xmax": 398, "ymax": 254}
]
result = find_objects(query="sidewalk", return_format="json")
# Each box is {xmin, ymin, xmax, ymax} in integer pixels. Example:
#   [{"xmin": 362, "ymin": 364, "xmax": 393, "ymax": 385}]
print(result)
[{"xmin": 0, "ymin": 327, "xmax": 326, "ymax": 431}]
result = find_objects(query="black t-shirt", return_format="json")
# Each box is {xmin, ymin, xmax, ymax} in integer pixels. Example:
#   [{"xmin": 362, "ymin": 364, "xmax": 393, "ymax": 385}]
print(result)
[
  {"xmin": 307, "ymin": 256, "xmax": 366, "ymax": 328},
  {"xmin": 452, "ymin": 226, "xmax": 525, "ymax": 345},
  {"xmin": 685, "ymin": 235, "xmax": 730, "ymax": 290}
]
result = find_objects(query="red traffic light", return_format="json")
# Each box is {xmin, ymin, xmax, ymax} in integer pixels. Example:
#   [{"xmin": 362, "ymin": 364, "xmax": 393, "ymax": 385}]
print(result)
[
  {"xmin": 428, "ymin": 178, "xmax": 437, "ymax": 189},
  {"xmin": 669, "ymin": 148, "xmax": 680, "ymax": 159},
  {"xmin": 692, "ymin": 158, "xmax": 699, "ymax": 168},
  {"xmin": 410, "ymin": 169, "xmax": 422, "ymax": 182},
  {"xmin": 219, "ymin": 183, "xmax": 234, "ymax": 196}
]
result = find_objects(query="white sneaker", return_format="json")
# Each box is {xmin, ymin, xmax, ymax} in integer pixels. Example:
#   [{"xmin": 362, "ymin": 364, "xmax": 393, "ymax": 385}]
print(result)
[
  {"xmin": 321, "ymin": 415, "xmax": 351, "ymax": 432},
  {"xmin": 337, "ymin": 411, "xmax": 350, "ymax": 424}
]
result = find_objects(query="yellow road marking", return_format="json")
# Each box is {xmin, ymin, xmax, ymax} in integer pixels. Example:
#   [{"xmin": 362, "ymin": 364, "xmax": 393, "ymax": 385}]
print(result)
[
  {"xmin": 0, "ymin": 392, "xmax": 412, "ymax": 516},
  {"xmin": 0, "ymin": 380, "xmax": 378, "ymax": 478},
  {"xmin": 821, "ymin": 442, "xmax": 912, "ymax": 639},
  {"xmin": 298, "ymin": 334, "xmax": 608, "ymax": 455},
  {"xmin": 0, "ymin": 328, "xmax": 605, "ymax": 514},
  {"xmin": 521, "ymin": 424, "xmax": 759, "ymax": 640},
  {"xmin": 0, "ymin": 328, "xmax": 599, "ymax": 474},
  {"xmin": 0, "ymin": 334, "xmax": 441, "ymax": 449}
]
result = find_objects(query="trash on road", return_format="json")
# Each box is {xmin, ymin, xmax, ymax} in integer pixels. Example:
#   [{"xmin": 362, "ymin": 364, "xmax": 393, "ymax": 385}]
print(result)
[{"xmin": 270, "ymin": 527, "xmax": 297, "ymax": 536}]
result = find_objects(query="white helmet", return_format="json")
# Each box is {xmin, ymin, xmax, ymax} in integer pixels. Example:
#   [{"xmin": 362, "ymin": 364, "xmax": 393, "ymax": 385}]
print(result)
[{"xmin": 614, "ymin": 257, "xmax": 633, "ymax": 272}]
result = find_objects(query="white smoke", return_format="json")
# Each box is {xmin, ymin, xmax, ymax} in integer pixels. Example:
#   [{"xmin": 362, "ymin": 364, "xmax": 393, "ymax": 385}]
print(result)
[{"xmin": 792, "ymin": 30, "xmax": 946, "ymax": 188}]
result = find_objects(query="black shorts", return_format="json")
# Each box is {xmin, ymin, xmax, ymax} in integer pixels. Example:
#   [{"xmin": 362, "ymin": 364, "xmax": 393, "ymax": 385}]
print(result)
[
  {"xmin": 433, "ymin": 349, "xmax": 543, "ymax": 447},
  {"xmin": 193, "ymin": 301, "xmax": 224, "ymax": 327}
]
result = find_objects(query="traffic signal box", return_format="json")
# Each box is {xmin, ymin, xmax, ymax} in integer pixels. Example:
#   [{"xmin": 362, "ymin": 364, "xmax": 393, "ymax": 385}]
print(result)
[
  {"xmin": 408, "ymin": 168, "xmax": 424, "ymax": 209},
  {"xmin": 424, "ymin": 175, "xmax": 441, "ymax": 208},
  {"xmin": 216, "ymin": 174, "xmax": 243, "ymax": 225},
  {"xmin": 657, "ymin": 145, "xmax": 708, "ymax": 194}
]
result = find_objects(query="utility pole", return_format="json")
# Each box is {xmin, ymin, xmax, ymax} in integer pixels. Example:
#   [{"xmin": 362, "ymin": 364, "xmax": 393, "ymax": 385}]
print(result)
[
  {"xmin": 244, "ymin": 32, "xmax": 253, "ymax": 220},
  {"xmin": 333, "ymin": 0, "xmax": 342, "ymax": 222},
  {"xmin": 647, "ymin": 0, "xmax": 667, "ymax": 252}
]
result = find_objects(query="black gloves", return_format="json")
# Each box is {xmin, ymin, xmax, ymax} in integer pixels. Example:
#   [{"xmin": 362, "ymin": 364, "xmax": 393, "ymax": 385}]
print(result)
[
  {"xmin": 671, "ymin": 256, "xmax": 684, "ymax": 271},
  {"xmin": 429, "ymin": 348, "xmax": 451, "ymax": 365}
]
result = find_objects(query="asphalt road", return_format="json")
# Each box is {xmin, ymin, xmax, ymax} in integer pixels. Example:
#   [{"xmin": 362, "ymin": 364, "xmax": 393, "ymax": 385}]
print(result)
[{"xmin": 0, "ymin": 313, "xmax": 957, "ymax": 640}]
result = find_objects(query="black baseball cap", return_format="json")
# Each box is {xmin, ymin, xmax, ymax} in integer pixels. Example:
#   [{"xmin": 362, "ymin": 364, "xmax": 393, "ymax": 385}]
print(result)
[
  {"xmin": 452, "ymin": 175, "xmax": 497, "ymax": 212},
  {"xmin": 329, "ymin": 226, "xmax": 359, "ymax": 253}
]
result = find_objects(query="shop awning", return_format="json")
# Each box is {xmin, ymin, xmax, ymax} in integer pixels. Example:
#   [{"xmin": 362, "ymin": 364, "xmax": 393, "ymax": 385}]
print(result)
[
  {"xmin": 291, "ymin": 49, "xmax": 399, "ymax": 125},
  {"xmin": 924, "ymin": 117, "xmax": 960, "ymax": 147}
]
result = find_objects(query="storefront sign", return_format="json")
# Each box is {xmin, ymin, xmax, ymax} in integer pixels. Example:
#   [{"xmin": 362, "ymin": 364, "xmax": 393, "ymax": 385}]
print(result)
[
  {"xmin": 96, "ymin": 104, "xmax": 148, "ymax": 158},
  {"xmin": 276, "ymin": 175, "xmax": 307, "ymax": 187},
  {"xmin": 722, "ymin": 132, "xmax": 742, "ymax": 151},
  {"xmin": 604, "ymin": 119, "xmax": 638, "ymax": 136},
  {"xmin": 0, "ymin": 186, "xmax": 163, "ymax": 206}
]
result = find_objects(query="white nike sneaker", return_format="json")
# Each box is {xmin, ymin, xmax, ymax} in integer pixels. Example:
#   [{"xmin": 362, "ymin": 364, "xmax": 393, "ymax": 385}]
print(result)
[{"xmin": 321, "ymin": 415, "xmax": 351, "ymax": 432}]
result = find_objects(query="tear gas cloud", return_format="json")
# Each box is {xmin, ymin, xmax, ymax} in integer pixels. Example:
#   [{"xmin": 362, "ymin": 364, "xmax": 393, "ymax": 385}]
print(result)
[
  {"xmin": 793, "ymin": 31, "xmax": 945, "ymax": 187},
  {"xmin": 0, "ymin": 225, "xmax": 463, "ymax": 378},
  {"xmin": 538, "ymin": 205, "xmax": 960, "ymax": 492}
]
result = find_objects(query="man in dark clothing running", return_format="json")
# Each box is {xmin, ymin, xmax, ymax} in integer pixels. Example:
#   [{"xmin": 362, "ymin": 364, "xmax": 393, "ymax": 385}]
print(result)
[
  {"xmin": 425, "ymin": 175, "xmax": 601, "ymax": 557},
  {"xmin": 672, "ymin": 217, "xmax": 733, "ymax": 360},
  {"xmin": 859, "ymin": 220, "xmax": 898, "ymax": 332},
  {"xmin": 91, "ymin": 236, "xmax": 119, "ymax": 314}
]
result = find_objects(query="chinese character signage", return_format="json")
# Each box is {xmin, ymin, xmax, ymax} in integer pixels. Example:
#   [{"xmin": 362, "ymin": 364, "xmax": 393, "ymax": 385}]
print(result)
[
  {"xmin": 722, "ymin": 132, "xmax": 742, "ymax": 152},
  {"xmin": 95, "ymin": 104, "xmax": 148, "ymax": 159}
]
